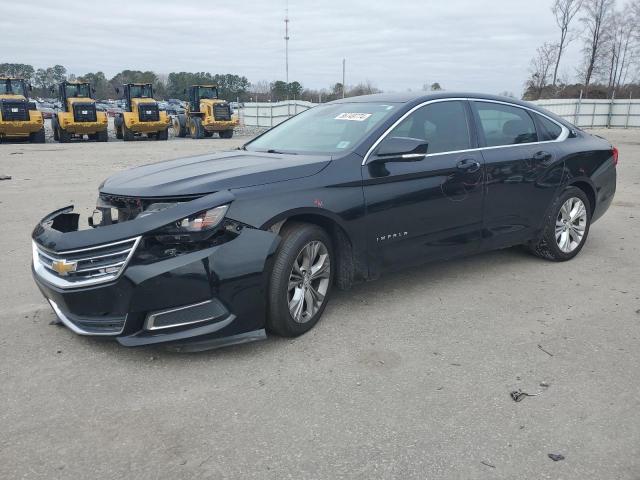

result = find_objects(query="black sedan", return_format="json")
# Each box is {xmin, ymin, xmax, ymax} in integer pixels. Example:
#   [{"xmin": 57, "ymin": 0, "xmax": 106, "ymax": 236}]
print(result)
[{"xmin": 31, "ymin": 92, "xmax": 617, "ymax": 350}]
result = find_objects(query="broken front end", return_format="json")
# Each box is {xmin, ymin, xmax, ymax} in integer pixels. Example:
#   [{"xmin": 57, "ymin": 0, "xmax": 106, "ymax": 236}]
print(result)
[{"xmin": 31, "ymin": 191, "xmax": 279, "ymax": 350}]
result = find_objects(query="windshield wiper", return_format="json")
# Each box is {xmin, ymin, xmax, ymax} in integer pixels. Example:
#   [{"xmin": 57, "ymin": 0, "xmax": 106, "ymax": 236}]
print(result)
[{"xmin": 266, "ymin": 149, "xmax": 297, "ymax": 155}]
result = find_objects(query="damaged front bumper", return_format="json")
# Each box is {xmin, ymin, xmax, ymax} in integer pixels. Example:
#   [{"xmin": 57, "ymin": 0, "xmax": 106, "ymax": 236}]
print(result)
[{"xmin": 31, "ymin": 191, "xmax": 280, "ymax": 350}]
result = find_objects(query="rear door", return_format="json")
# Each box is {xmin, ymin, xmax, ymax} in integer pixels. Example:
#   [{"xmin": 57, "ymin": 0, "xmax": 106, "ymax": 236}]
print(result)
[
  {"xmin": 470, "ymin": 101, "xmax": 565, "ymax": 250},
  {"xmin": 362, "ymin": 100, "xmax": 485, "ymax": 273}
]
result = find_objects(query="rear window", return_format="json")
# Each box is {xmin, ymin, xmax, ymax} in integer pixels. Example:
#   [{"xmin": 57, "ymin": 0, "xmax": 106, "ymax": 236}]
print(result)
[
  {"xmin": 474, "ymin": 102, "xmax": 538, "ymax": 147},
  {"xmin": 536, "ymin": 114, "xmax": 563, "ymax": 141}
]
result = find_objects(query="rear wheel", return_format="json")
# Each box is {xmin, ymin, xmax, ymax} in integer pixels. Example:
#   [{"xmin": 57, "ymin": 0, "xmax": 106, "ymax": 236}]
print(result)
[
  {"xmin": 114, "ymin": 117, "xmax": 123, "ymax": 139},
  {"xmin": 122, "ymin": 123, "xmax": 135, "ymax": 141},
  {"xmin": 190, "ymin": 117, "xmax": 204, "ymax": 139},
  {"xmin": 156, "ymin": 128, "xmax": 168, "ymax": 141},
  {"xmin": 203, "ymin": 131, "xmax": 213, "ymax": 138},
  {"xmin": 267, "ymin": 223, "xmax": 333, "ymax": 337},
  {"xmin": 528, "ymin": 186, "xmax": 591, "ymax": 261},
  {"xmin": 97, "ymin": 129, "xmax": 108, "ymax": 142},
  {"xmin": 219, "ymin": 129, "xmax": 234, "ymax": 139},
  {"xmin": 58, "ymin": 125, "xmax": 71, "ymax": 143},
  {"xmin": 52, "ymin": 117, "xmax": 59, "ymax": 141},
  {"xmin": 174, "ymin": 114, "xmax": 187, "ymax": 137},
  {"xmin": 30, "ymin": 127, "xmax": 46, "ymax": 144}
]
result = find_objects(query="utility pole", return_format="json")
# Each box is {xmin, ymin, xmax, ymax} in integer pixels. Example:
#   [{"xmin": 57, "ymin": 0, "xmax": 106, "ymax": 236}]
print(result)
[
  {"xmin": 342, "ymin": 58, "xmax": 346, "ymax": 99},
  {"xmin": 285, "ymin": 0, "xmax": 290, "ymax": 115}
]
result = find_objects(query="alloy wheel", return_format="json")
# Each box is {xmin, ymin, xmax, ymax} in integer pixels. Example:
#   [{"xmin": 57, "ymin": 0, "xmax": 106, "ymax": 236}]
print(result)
[
  {"xmin": 555, "ymin": 197, "xmax": 587, "ymax": 253},
  {"xmin": 287, "ymin": 240, "xmax": 331, "ymax": 323}
]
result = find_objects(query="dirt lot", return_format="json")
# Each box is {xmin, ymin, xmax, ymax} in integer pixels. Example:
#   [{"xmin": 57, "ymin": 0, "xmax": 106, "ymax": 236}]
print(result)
[{"xmin": 1, "ymin": 129, "xmax": 639, "ymax": 479}]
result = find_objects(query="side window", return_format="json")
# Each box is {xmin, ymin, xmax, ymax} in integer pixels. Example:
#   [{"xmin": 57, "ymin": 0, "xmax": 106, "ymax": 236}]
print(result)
[
  {"xmin": 474, "ymin": 102, "xmax": 538, "ymax": 147},
  {"xmin": 387, "ymin": 101, "xmax": 471, "ymax": 155},
  {"xmin": 536, "ymin": 114, "xmax": 563, "ymax": 141}
]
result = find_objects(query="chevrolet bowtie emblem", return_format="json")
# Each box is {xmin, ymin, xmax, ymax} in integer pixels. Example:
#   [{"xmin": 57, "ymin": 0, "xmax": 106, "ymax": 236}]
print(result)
[{"xmin": 51, "ymin": 259, "xmax": 78, "ymax": 276}]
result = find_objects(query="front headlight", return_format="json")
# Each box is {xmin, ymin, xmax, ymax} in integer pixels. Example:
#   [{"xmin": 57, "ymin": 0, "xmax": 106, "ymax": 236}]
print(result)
[
  {"xmin": 169, "ymin": 205, "xmax": 229, "ymax": 233},
  {"xmin": 153, "ymin": 204, "xmax": 229, "ymax": 243}
]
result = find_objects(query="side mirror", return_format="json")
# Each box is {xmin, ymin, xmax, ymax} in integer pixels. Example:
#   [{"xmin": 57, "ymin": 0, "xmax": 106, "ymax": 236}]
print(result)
[
  {"xmin": 372, "ymin": 137, "xmax": 429, "ymax": 162},
  {"xmin": 29, "ymin": 84, "xmax": 33, "ymax": 91},
  {"xmin": 115, "ymin": 87, "xmax": 120, "ymax": 94},
  {"xmin": 183, "ymin": 88, "xmax": 187, "ymax": 95}
]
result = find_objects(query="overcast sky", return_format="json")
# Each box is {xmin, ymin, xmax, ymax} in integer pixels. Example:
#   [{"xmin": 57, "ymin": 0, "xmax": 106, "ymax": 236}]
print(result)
[{"xmin": 3, "ymin": 0, "xmax": 583, "ymax": 96}]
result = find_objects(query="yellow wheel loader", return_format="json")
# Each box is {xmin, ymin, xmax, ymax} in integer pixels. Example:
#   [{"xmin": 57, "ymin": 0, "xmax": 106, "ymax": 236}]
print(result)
[
  {"xmin": 52, "ymin": 81, "xmax": 108, "ymax": 143},
  {"xmin": 0, "ymin": 77, "xmax": 44, "ymax": 143},
  {"xmin": 114, "ymin": 83, "xmax": 170, "ymax": 141},
  {"xmin": 173, "ymin": 85, "xmax": 238, "ymax": 139}
]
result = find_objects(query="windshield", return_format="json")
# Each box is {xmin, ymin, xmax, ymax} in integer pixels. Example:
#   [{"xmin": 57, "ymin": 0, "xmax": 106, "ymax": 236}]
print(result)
[
  {"xmin": 129, "ymin": 84, "xmax": 153, "ymax": 98},
  {"xmin": 0, "ymin": 79, "xmax": 26, "ymax": 95},
  {"xmin": 65, "ymin": 83, "xmax": 91, "ymax": 98},
  {"xmin": 245, "ymin": 103, "xmax": 399, "ymax": 154},
  {"xmin": 198, "ymin": 86, "xmax": 218, "ymax": 100}
]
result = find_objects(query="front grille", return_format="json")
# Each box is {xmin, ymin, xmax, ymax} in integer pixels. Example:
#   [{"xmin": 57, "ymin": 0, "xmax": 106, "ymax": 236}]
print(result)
[
  {"xmin": 138, "ymin": 103, "xmax": 159, "ymax": 122},
  {"xmin": 213, "ymin": 104, "xmax": 231, "ymax": 121},
  {"xmin": 1, "ymin": 100, "xmax": 29, "ymax": 121},
  {"xmin": 33, "ymin": 237, "xmax": 141, "ymax": 289},
  {"xmin": 73, "ymin": 103, "xmax": 97, "ymax": 122}
]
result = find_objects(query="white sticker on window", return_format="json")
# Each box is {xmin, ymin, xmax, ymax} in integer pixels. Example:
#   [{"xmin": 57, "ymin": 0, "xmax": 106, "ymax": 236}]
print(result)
[
  {"xmin": 335, "ymin": 112, "xmax": 372, "ymax": 122},
  {"xmin": 336, "ymin": 141, "xmax": 351, "ymax": 149}
]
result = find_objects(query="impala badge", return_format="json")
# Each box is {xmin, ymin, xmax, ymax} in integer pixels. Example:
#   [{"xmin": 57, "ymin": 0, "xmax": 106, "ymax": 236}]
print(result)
[{"xmin": 51, "ymin": 259, "xmax": 78, "ymax": 276}]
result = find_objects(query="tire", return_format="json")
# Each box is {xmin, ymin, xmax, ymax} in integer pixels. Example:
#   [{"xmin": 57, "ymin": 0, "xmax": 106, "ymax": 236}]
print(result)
[
  {"xmin": 156, "ymin": 128, "xmax": 168, "ymax": 141},
  {"xmin": 114, "ymin": 116, "xmax": 123, "ymax": 139},
  {"xmin": 528, "ymin": 186, "xmax": 591, "ymax": 262},
  {"xmin": 30, "ymin": 127, "xmax": 46, "ymax": 144},
  {"xmin": 123, "ymin": 123, "xmax": 135, "ymax": 141},
  {"xmin": 203, "ymin": 131, "xmax": 213, "ymax": 138},
  {"xmin": 97, "ymin": 129, "xmax": 108, "ymax": 142},
  {"xmin": 219, "ymin": 129, "xmax": 234, "ymax": 139},
  {"xmin": 52, "ymin": 117, "xmax": 59, "ymax": 141},
  {"xmin": 190, "ymin": 117, "xmax": 204, "ymax": 139},
  {"xmin": 174, "ymin": 114, "xmax": 187, "ymax": 138},
  {"xmin": 58, "ymin": 125, "xmax": 71, "ymax": 143},
  {"xmin": 267, "ymin": 222, "xmax": 334, "ymax": 337}
]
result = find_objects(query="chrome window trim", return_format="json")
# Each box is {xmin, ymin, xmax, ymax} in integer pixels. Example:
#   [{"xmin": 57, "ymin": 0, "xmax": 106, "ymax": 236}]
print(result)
[
  {"xmin": 145, "ymin": 300, "xmax": 225, "ymax": 331},
  {"xmin": 32, "ymin": 236, "xmax": 142, "ymax": 290},
  {"xmin": 361, "ymin": 97, "xmax": 569, "ymax": 166},
  {"xmin": 49, "ymin": 299, "xmax": 126, "ymax": 336}
]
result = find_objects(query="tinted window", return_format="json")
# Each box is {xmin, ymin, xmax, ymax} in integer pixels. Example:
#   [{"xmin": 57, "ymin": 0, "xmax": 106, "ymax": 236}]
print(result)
[
  {"xmin": 386, "ymin": 101, "xmax": 471, "ymax": 154},
  {"xmin": 536, "ymin": 114, "xmax": 563, "ymax": 141},
  {"xmin": 475, "ymin": 102, "xmax": 538, "ymax": 147}
]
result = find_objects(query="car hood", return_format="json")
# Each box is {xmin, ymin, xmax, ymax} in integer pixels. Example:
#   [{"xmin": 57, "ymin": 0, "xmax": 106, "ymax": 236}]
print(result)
[{"xmin": 100, "ymin": 150, "xmax": 332, "ymax": 197}]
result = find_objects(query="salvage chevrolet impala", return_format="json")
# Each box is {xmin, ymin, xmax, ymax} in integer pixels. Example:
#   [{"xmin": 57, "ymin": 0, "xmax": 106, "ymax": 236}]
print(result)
[{"xmin": 31, "ymin": 93, "xmax": 617, "ymax": 350}]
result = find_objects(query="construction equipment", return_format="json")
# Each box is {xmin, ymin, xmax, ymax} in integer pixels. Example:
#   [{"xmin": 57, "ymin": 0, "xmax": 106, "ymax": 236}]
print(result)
[
  {"xmin": 52, "ymin": 81, "xmax": 108, "ymax": 142},
  {"xmin": 173, "ymin": 85, "xmax": 238, "ymax": 139},
  {"xmin": 0, "ymin": 77, "xmax": 44, "ymax": 143},
  {"xmin": 114, "ymin": 83, "xmax": 170, "ymax": 141}
]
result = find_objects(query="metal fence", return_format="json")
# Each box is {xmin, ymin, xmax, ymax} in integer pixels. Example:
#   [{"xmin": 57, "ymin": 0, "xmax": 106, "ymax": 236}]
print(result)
[
  {"xmin": 240, "ymin": 100, "xmax": 315, "ymax": 127},
  {"xmin": 531, "ymin": 98, "xmax": 640, "ymax": 128},
  {"xmin": 239, "ymin": 98, "xmax": 640, "ymax": 129}
]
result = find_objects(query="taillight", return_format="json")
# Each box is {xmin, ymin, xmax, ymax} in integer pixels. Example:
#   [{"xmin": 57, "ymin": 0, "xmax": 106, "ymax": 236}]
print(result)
[{"xmin": 612, "ymin": 146, "xmax": 619, "ymax": 166}]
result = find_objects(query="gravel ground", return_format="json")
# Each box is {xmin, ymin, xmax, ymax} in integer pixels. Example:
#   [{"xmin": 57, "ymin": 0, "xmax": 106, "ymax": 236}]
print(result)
[{"xmin": 0, "ymin": 129, "xmax": 639, "ymax": 479}]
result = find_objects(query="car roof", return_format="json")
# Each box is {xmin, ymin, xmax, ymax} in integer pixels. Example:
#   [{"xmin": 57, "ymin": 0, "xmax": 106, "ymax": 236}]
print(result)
[{"xmin": 329, "ymin": 92, "xmax": 572, "ymax": 127}]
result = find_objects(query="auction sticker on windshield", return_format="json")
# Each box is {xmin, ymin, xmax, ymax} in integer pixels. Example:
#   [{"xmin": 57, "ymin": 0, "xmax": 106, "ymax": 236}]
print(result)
[{"xmin": 335, "ymin": 112, "xmax": 372, "ymax": 121}]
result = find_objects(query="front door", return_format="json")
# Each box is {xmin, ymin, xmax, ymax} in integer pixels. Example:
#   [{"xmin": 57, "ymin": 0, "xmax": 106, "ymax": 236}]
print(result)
[{"xmin": 362, "ymin": 100, "xmax": 485, "ymax": 274}]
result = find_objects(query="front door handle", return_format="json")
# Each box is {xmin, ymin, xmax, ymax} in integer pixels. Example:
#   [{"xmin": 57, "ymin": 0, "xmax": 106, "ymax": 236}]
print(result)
[
  {"xmin": 533, "ymin": 151, "xmax": 552, "ymax": 161},
  {"xmin": 457, "ymin": 159, "xmax": 481, "ymax": 173}
]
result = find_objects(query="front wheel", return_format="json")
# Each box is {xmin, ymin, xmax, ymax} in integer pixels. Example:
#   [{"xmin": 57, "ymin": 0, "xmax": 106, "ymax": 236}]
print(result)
[
  {"xmin": 267, "ymin": 223, "xmax": 333, "ymax": 337},
  {"xmin": 190, "ymin": 117, "xmax": 204, "ymax": 139},
  {"xmin": 528, "ymin": 186, "xmax": 591, "ymax": 261},
  {"xmin": 30, "ymin": 127, "xmax": 45, "ymax": 143},
  {"xmin": 219, "ymin": 129, "xmax": 234, "ymax": 139}
]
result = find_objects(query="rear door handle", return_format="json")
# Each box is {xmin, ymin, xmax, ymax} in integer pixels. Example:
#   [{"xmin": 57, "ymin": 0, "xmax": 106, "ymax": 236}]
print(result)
[
  {"xmin": 533, "ymin": 151, "xmax": 552, "ymax": 161},
  {"xmin": 457, "ymin": 159, "xmax": 481, "ymax": 173}
]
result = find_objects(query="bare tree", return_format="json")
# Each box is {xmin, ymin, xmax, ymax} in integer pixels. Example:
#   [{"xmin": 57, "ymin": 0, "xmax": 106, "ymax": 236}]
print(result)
[
  {"xmin": 526, "ymin": 42, "xmax": 559, "ymax": 99},
  {"xmin": 551, "ymin": 0, "xmax": 584, "ymax": 86},
  {"xmin": 580, "ymin": 0, "xmax": 616, "ymax": 93}
]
